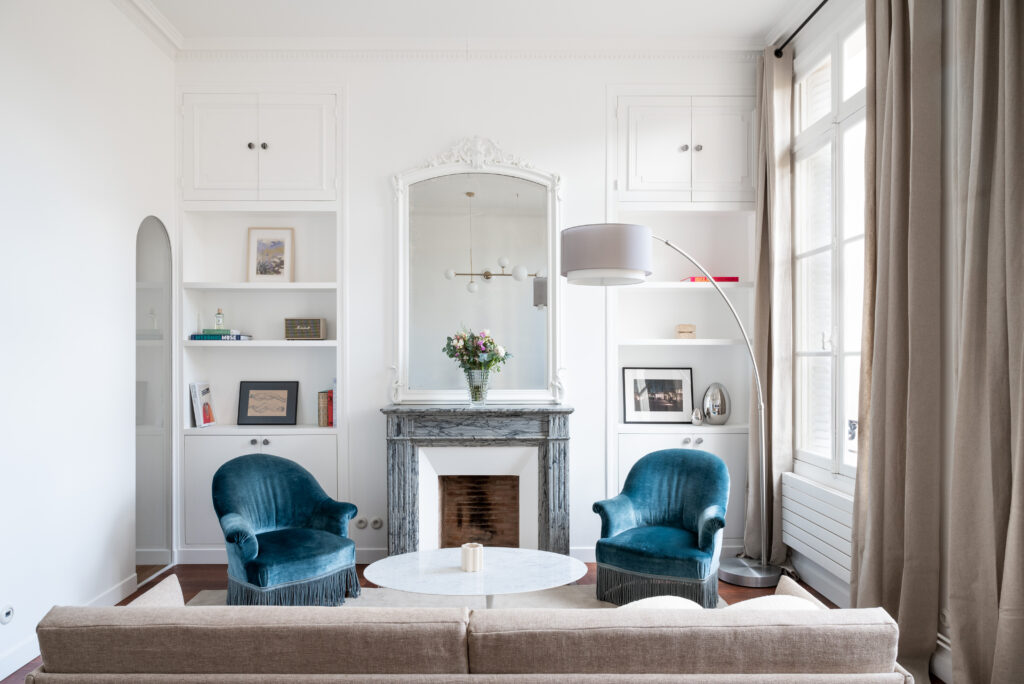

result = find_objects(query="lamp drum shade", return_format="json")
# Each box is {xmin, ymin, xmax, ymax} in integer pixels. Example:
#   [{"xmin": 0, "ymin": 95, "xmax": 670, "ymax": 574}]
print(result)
[{"xmin": 561, "ymin": 223, "xmax": 653, "ymax": 285}]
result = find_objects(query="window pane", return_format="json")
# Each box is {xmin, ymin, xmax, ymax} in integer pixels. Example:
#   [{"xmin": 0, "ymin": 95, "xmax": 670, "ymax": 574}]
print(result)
[
  {"xmin": 843, "ymin": 355, "xmax": 861, "ymax": 467},
  {"xmin": 795, "ymin": 143, "xmax": 833, "ymax": 253},
  {"xmin": 797, "ymin": 356, "xmax": 833, "ymax": 459},
  {"xmin": 798, "ymin": 55, "xmax": 832, "ymax": 132},
  {"xmin": 795, "ymin": 251, "xmax": 833, "ymax": 352},
  {"xmin": 843, "ymin": 239, "xmax": 864, "ymax": 352},
  {"xmin": 842, "ymin": 119, "xmax": 866, "ymax": 239},
  {"xmin": 843, "ymin": 23, "xmax": 867, "ymax": 101}
]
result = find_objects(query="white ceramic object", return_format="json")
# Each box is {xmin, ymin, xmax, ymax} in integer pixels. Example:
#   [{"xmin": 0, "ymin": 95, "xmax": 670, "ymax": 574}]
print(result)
[{"xmin": 461, "ymin": 543, "xmax": 483, "ymax": 572}]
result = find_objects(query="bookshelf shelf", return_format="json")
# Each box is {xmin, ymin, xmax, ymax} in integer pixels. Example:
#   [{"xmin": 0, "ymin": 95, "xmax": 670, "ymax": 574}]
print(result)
[
  {"xmin": 184, "ymin": 340, "xmax": 337, "ymax": 348},
  {"xmin": 183, "ymin": 425, "xmax": 338, "ymax": 436},
  {"xmin": 183, "ymin": 282, "xmax": 337, "ymax": 292},
  {"xmin": 618, "ymin": 338, "xmax": 745, "ymax": 347},
  {"xmin": 626, "ymin": 281, "xmax": 753, "ymax": 291}
]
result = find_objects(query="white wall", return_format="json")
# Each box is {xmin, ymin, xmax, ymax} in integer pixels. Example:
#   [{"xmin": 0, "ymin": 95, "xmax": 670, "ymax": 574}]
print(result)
[
  {"xmin": 0, "ymin": 0, "xmax": 175, "ymax": 676},
  {"xmin": 176, "ymin": 54, "xmax": 757, "ymax": 562}
]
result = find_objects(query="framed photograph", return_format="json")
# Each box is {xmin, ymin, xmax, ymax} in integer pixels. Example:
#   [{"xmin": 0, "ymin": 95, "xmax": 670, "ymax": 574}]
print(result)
[
  {"xmin": 247, "ymin": 227, "xmax": 294, "ymax": 282},
  {"xmin": 189, "ymin": 382, "xmax": 216, "ymax": 428},
  {"xmin": 622, "ymin": 367, "xmax": 694, "ymax": 424},
  {"xmin": 237, "ymin": 381, "xmax": 299, "ymax": 425}
]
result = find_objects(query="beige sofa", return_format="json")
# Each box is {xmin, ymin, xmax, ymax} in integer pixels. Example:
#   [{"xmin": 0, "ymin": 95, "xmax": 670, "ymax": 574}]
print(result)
[{"xmin": 29, "ymin": 576, "xmax": 911, "ymax": 683}]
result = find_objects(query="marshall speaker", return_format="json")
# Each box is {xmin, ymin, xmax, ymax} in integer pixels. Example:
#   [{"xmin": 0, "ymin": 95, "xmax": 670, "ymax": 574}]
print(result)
[{"xmin": 285, "ymin": 317, "xmax": 327, "ymax": 340}]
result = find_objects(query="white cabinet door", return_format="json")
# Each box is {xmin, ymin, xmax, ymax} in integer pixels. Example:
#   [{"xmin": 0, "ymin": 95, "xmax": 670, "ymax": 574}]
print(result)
[
  {"xmin": 621, "ymin": 97, "xmax": 692, "ymax": 201},
  {"xmin": 690, "ymin": 97, "xmax": 755, "ymax": 202},
  {"xmin": 257, "ymin": 94, "xmax": 337, "ymax": 201},
  {"xmin": 184, "ymin": 434, "xmax": 338, "ymax": 546},
  {"xmin": 616, "ymin": 432, "xmax": 747, "ymax": 544},
  {"xmin": 183, "ymin": 94, "xmax": 259, "ymax": 201}
]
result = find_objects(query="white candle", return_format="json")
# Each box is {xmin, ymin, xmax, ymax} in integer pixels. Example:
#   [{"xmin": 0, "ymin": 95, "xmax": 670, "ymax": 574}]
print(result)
[{"xmin": 461, "ymin": 543, "xmax": 483, "ymax": 572}]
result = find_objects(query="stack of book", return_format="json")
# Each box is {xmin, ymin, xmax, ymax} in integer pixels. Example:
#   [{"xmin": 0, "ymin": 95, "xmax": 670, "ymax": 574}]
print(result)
[
  {"xmin": 317, "ymin": 390, "xmax": 334, "ymax": 427},
  {"xmin": 190, "ymin": 328, "xmax": 252, "ymax": 341},
  {"xmin": 681, "ymin": 276, "xmax": 740, "ymax": 283}
]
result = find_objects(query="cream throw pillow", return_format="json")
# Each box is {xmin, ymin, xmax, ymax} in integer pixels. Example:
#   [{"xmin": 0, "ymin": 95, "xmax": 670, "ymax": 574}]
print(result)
[
  {"xmin": 127, "ymin": 574, "xmax": 185, "ymax": 607},
  {"xmin": 617, "ymin": 595, "xmax": 704, "ymax": 610},
  {"xmin": 723, "ymin": 594, "xmax": 822, "ymax": 611}
]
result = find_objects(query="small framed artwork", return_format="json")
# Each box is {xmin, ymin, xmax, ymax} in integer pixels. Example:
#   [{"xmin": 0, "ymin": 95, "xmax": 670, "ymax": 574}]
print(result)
[
  {"xmin": 623, "ymin": 367, "xmax": 694, "ymax": 424},
  {"xmin": 189, "ymin": 382, "xmax": 216, "ymax": 428},
  {"xmin": 247, "ymin": 227, "xmax": 294, "ymax": 282},
  {"xmin": 237, "ymin": 381, "xmax": 299, "ymax": 425}
]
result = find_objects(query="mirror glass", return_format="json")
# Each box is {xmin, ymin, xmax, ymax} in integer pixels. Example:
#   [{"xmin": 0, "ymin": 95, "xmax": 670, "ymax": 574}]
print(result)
[{"xmin": 408, "ymin": 172, "xmax": 548, "ymax": 390}]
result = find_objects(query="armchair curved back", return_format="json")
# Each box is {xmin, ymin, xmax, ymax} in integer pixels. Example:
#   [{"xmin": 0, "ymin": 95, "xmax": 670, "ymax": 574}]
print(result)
[
  {"xmin": 212, "ymin": 454, "xmax": 328, "ymax": 534},
  {"xmin": 621, "ymin": 449, "xmax": 729, "ymax": 533}
]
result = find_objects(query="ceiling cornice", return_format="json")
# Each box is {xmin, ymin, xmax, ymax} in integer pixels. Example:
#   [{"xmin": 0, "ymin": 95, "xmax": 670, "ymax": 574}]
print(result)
[{"xmin": 110, "ymin": 0, "xmax": 183, "ymax": 57}]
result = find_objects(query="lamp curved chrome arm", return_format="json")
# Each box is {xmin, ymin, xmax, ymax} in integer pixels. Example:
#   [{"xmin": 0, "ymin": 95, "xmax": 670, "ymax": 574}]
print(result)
[{"xmin": 561, "ymin": 223, "xmax": 780, "ymax": 587}]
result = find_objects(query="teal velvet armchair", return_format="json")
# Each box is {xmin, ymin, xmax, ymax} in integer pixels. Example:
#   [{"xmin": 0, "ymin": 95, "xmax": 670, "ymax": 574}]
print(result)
[
  {"xmin": 212, "ymin": 454, "xmax": 360, "ymax": 606},
  {"xmin": 593, "ymin": 449, "xmax": 729, "ymax": 607}
]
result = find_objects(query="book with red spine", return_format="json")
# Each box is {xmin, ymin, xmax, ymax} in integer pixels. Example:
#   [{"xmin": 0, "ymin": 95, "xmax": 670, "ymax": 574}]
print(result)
[{"xmin": 681, "ymin": 276, "xmax": 741, "ymax": 282}]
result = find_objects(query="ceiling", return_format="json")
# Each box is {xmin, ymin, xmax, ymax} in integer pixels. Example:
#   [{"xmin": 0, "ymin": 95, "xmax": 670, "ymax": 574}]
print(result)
[{"xmin": 145, "ymin": 0, "xmax": 819, "ymax": 51}]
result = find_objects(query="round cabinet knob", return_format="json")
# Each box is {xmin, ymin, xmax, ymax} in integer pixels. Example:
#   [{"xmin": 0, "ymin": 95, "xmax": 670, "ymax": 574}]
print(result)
[
  {"xmin": 694, "ymin": 144, "xmax": 703, "ymax": 151},
  {"xmin": 682, "ymin": 437, "xmax": 692, "ymax": 445},
  {"xmin": 250, "ymin": 438, "xmax": 258, "ymax": 446},
  {"xmin": 260, "ymin": 142, "xmax": 268, "ymax": 150},
  {"xmin": 247, "ymin": 142, "xmax": 255, "ymax": 150},
  {"xmin": 262, "ymin": 438, "xmax": 270, "ymax": 446},
  {"xmin": 694, "ymin": 437, "xmax": 704, "ymax": 446},
  {"xmin": 679, "ymin": 144, "xmax": 690, "ymax": 152}
]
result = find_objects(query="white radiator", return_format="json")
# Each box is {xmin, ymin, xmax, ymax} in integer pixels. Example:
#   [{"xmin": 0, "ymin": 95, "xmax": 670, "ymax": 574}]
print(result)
[{"xmin": 781, "ymin": 472, "xmax": 853, "ymax": 582}]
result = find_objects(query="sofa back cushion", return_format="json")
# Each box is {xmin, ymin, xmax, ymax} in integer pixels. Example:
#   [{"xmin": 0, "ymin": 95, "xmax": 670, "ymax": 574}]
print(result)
[
  {"xmin": 37, "ymin": 607, "xmax": 469, "ymax": 675},
  {"xmin": 467, "ymin": 608, "xmax": 898, "ymax": 675}
]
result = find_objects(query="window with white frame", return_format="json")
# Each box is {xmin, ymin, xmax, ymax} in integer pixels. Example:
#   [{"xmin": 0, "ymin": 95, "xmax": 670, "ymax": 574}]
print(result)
[{"xmin": 793, "ymin": 18, "xmax": 866, "ymax": 479}]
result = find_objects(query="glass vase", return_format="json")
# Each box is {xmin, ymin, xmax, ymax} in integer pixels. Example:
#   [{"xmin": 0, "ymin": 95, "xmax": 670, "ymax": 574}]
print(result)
[{"xmin": 464, "ymin": 369, "xmax": 490, "ymax": 406}]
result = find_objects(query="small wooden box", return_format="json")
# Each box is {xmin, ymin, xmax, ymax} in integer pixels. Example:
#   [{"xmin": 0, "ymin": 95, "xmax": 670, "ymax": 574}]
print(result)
[
  {"xmin": 675, "ymin": 324, "xmax": 696, "ymax": 339},
  {"xmin": 285, "ymin": 317, "xmax": 327, "ymax": 340}
]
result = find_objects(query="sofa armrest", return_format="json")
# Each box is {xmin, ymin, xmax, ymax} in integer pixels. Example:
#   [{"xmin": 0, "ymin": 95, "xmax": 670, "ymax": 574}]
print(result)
[
  {"xmin": 593, "ymin": 494, "xmax": 637, "ymax": 539},
  {"xmin": 309, "ymin": 498, "xmax": 358, "ymax": 538},
  {"xmin": 696, "ymin": 504, "xmax": 726, "ymax": 552},
  {"xmin": 219, "ymin": 512, "xmax": 258, "ymax": 562}
]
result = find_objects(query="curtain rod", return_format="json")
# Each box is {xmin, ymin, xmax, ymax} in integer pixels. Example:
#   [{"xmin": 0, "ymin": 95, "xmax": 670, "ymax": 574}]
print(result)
[{"xmin": 773, "ymin": 0, "xmax": 831, "ymax": 58}]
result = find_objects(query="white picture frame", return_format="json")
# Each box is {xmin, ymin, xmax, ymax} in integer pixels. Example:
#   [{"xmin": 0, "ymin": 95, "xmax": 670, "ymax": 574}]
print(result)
[{"xmin": 247, "ymin": 227, "xmax": 294, "ymax": 282}]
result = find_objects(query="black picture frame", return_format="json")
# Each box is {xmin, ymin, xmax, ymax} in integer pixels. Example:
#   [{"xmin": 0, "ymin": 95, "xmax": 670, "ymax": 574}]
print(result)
[
  {"xmin": 622, "ymin": 367, "xmax": 694, "ymax": 424},
  {"xmin": 237, "ymin": 381, "xmax": 299, "ymax": 425}
]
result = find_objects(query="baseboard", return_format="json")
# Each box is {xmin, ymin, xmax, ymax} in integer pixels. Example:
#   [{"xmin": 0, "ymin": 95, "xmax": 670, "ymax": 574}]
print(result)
[
  {"xmin": 790, "ymin": 549, "xmax": 850, "ymax": 607},
  {"xmin": 89, "ymin": 574, "xmax": 137, "ymax": 607},
  {"xmin": 931, "ymin": 633, "xmax": 952, "ymax": 683},
  {"xmin": 175, "ymin": 547, "xmax": 227, "ymax": 564},
  {"xmin": 136, "ymin": 548, "xmax": 172, "ymax": 565},
  {"xmin": 0, "ymin": 635, "xmax": 41, "ymax": 681},
  {"xmin": 357, "ymin": 547, "xmax": 386, "ymax": 564},
  {"xmin": 570, "ymin": 546, "xmax": 596, "ymax": 563}
]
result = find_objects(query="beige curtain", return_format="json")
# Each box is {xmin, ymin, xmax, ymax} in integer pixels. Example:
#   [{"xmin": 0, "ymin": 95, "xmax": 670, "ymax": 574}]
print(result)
[
  {"xmin": 950, "ymin": 1, "xmax": 1024, "ymax": 682},
  {"xmin": 851, "ymin": 3, "xmax": 942, "ymax": 683},
  {"xmin": 744, "ymin": 48, "xmax": 793, "ymax": 565}
]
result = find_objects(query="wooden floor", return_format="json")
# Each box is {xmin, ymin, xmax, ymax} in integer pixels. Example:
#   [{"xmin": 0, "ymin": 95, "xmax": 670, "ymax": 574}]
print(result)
[{"xmin": 2, "ymin": 563, "xmax": 839, "ymax": 683}]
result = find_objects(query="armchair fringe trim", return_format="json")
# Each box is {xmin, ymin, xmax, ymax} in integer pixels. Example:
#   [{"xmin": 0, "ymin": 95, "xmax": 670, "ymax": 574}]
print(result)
[
  {"xmin": 596, "ymin": 563, "xmax": 719, "ymax": 608},
  {"xmin": 228, "ymin": 565, "xmax": 360, "ymax": 606}
]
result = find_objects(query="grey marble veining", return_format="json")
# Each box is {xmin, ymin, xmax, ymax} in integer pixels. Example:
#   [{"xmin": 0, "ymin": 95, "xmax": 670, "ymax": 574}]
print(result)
[{"xmin": 381, "ymin": 404, "xmax": 574, "ymax": 556}]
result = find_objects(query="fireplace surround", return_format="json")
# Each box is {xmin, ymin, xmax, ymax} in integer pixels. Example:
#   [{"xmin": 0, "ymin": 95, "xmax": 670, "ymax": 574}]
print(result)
[{"xmin": 381, "ymin": 404, "xmax": 573, "ymax": 555}]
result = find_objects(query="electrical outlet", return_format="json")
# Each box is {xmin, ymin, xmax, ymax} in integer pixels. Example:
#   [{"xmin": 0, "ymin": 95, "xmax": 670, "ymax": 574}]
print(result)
[
  {"xmin": 354, "ymin": 518, "xmax": 368, "ymax": 529},
  {"xmin": 370, "ymin": 517, "xmax": 383, "ymax": 530},
  {"xmin": 1, "ymin": 606, "xmax": 13, "ymax": 625}
]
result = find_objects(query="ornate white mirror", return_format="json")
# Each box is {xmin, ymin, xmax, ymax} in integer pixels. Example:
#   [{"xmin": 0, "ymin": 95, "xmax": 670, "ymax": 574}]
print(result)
[{"xmin": 393, "ymin": 137, "xmax": 563, "ymax": 403}]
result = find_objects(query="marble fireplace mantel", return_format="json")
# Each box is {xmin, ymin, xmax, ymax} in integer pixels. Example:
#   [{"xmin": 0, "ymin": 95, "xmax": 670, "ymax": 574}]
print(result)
[{"xmin": 381, "ymin": 404, "xmax": 574, "ymax": 556}]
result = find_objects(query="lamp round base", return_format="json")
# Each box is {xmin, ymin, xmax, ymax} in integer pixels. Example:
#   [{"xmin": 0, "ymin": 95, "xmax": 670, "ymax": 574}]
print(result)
[{"xmin": 718, "ymin": 557, "xmax": 782, "ymax": 588}]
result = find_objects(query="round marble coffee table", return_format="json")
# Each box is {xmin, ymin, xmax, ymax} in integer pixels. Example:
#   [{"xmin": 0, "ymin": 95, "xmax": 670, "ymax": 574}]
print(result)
[{"xmin": 364, "ymin": 547, "xmax": 587, "ymax": 608}]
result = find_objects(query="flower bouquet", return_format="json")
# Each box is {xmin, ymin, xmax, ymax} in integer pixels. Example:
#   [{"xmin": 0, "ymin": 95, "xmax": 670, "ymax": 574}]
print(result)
[{"xmin": 442, "ymin": 329, "xmax": 511, "ymax": 405}]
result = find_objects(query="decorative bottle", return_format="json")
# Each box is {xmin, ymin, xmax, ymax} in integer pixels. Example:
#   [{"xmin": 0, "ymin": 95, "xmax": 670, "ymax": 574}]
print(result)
[{"xmin": 214, "ymin": 308, "xmax": 225, "ymax": 330}]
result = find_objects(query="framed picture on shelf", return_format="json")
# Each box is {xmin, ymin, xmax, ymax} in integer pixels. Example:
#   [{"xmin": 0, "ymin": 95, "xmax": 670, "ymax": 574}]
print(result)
[
  {"xmin": 237, "ymin": 381, "xmax": 299, "ymax": 425},
  {"xmin": 247, "ymin": 227, "xmax": 294, "ymax": 282},
  {"xmin": 189, "ymin": 382, "xmax": 216, "ymax": 428},
  {"xmin": 623, "ymin": 367, "xmax": 694, "ymax": 424}
]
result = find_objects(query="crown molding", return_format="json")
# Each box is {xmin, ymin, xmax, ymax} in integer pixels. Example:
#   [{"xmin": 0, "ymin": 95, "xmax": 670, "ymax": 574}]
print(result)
[
  {"xmin": 174, "ymin": 35, "xmax": 760, "ymax": 63},
  {"xmin": 110, "ymin": 0, "xmax": 183, "ymax": 57}
]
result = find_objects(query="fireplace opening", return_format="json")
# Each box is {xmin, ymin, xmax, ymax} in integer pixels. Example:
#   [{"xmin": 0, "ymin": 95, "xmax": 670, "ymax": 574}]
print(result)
[{"xmin": 439, "ymin": 475, "xmax": 519, "ymax": 548}]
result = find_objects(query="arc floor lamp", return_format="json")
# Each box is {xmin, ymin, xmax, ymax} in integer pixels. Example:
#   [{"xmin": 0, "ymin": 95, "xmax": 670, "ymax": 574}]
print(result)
[{"xmin": 561, "ymin": 222, "xmax": 781, "ymax": 588}]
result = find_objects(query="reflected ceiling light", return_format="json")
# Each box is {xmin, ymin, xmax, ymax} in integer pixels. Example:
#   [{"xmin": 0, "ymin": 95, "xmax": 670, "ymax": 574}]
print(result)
[{"xmin": 444, "ymin": 190, "xmax": 539, "ymax": 294}]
